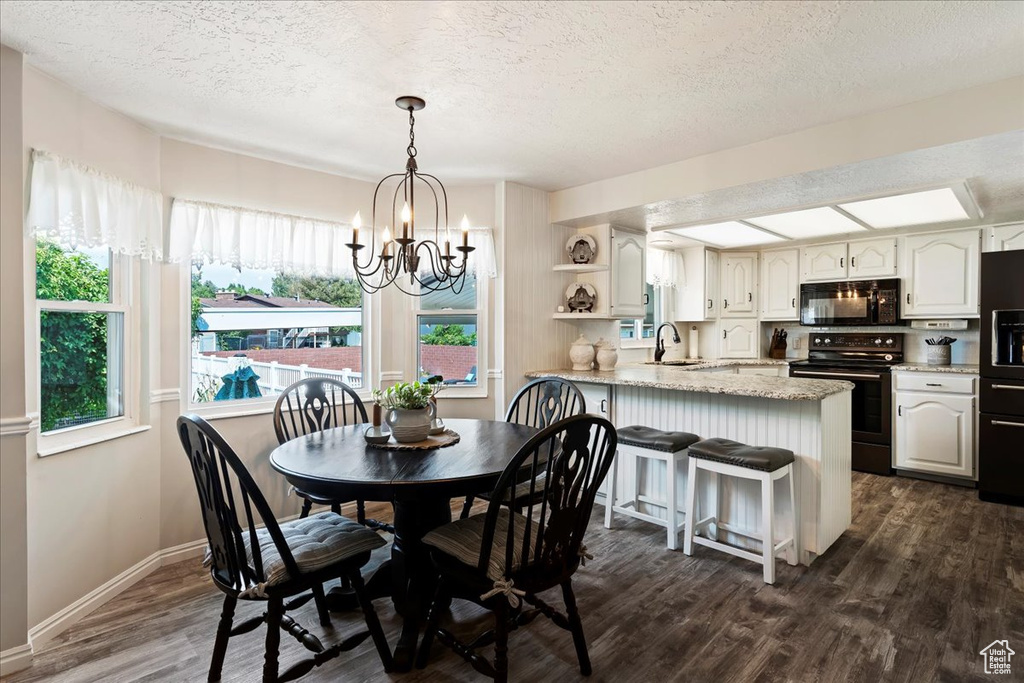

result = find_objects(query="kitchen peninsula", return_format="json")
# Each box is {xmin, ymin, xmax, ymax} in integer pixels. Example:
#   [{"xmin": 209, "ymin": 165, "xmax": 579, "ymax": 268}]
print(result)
[{"xmin": 526, "ymin": 363, "xmax": 853, "ymax": 564}]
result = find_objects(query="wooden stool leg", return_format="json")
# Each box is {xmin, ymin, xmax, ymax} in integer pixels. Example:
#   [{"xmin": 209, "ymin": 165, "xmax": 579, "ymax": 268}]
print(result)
[
  {"xmin": 666, "ymin": 455, "xmax": 678, "ymax": 550},
  {"xmin": 683, "ymin": 457, "xmax": 698, "ymax": 556},
  {"xmin": 604, "ymin": 451, "xmax": 617, "ymax": 529},
  {"xmin": 787, "ymin": 466, "xmax": 799, "ymax": 566},
  {"xmin": 706, "ymin": 471, "xmax": 719, "ymax": 541},
  {"xmin": 761, "ymin": 472, "xmax": 776, "ymax": 584}
]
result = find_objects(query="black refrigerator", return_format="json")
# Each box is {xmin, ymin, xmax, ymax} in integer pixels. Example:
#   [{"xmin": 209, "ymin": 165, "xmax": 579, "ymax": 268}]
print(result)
[{"xmin": 979, "ymin": 250, "xmax": 1024, "ymax": 506}]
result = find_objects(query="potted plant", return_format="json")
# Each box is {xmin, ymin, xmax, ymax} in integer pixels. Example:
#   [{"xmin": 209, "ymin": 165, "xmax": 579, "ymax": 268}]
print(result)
[{"xmin": 372, "ymin": 378, "xmax": 443, "ymax": 443}]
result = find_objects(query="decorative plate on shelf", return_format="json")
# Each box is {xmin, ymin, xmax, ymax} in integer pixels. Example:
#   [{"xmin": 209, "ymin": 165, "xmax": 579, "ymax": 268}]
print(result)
[
  {"xmin": 566, "ymin": 234, "xmax": 597, "ymax": 264},
  {"xmin": 565, "ymin": 282, "xmax": 598, "ymax": 313}
]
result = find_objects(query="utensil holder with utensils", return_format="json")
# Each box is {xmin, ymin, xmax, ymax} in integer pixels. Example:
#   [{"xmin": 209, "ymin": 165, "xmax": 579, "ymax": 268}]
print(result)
[{"xmin": 925, "ymin": 336, "xmax": 956, "ymax": 366}]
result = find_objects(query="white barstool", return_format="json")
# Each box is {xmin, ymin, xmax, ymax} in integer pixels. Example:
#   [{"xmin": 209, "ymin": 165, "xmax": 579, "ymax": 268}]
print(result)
[
  {"xmin": 683, "ymin": 438, "xmax": 798, "ymax": 584},
  {"xmin": 604, "ymin": 425, "xmax": 701, "ymax": 550}
]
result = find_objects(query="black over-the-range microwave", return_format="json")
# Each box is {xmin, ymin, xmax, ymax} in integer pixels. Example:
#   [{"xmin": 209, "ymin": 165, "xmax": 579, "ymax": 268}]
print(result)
[{"xmin": 799, "ymin": 278, "xmax": 901, "ymax": 327}]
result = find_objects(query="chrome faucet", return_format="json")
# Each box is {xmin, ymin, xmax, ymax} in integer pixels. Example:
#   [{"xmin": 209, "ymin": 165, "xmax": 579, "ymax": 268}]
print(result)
[{"xmin": 654, "ymin": 323, "xmax": 681, "ymax": 363}]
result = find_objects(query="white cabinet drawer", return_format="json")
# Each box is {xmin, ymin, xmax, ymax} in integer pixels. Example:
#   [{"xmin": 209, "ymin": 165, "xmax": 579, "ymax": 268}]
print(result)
[{"xmin": 894, "ymin": 373, "xmax": 975, "ymax": 394}]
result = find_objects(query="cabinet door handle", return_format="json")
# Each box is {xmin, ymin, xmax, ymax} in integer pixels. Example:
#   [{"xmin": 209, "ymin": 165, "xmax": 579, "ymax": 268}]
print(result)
[
  {"xmin": 792, "ymin": 297, "xmax": 796, "ymax": 308},
  {"xmin": 600, "ymin": 399, "xmax": 607, "ymax": 413},
  {"xmin": 925, "ymin": 383, "xmax": 942, "ymax": 387},
  {"xmin": 840, "ymin": 257, "xmax": 844, "ymax": 268},
  {"xmin": 992, "ymin": 420, "xmax": 1024, "ymax": 428},
  {"xmin": 643, "ymin": 293, "xmax": 650, "ymax": 305},
  {"xmin": 851, "ymin": 256, "xmax": 856, "ymax": 268},
  {"xmin": 724, "ymin": 299, "xmax": 729, "ymax": 309},
  {"xmin": 748, "ymin": 292, "xmax": 752, "ymax": 302},
  {"xmin": 992, "ymin": 384, "xmax": 1024, "ymax": 391},
  {"xmin": 898, "ymin": 405, "xmax": 902, "ymax": 417},
  {"xmin": 707, "ymin": 298, "xmax": 713, "ymax": 309},
  {"xmin": 723, "ymin": 330, "xmax": 727, "ymax": 339},
  {"xmin": 907, "ymin": 293, "xmax": 911, "ymax": 304}
]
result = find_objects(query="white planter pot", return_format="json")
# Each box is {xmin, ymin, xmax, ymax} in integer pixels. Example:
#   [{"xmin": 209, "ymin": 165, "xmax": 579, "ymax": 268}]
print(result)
[{"xmin": 384, "ymin": 405, "xmax": 436, "ymax": 443}]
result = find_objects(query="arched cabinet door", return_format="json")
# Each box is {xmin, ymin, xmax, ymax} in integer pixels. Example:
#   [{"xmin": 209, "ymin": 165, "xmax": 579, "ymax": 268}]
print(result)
[
  {"xmin": 760, "ymin": 248, "xmax": 799, "ymax": 321},
  {"xmin": 895, "ymin": 394, "xmax": 974, "ymax": 478},
  {"xmin": 610, "ymin": 228, "xmax": 646, "ymax": 318},
  {"xmin": 986, "ymin": 224, "xmax": 1024, "ymax": 252},
  {"xmin": 847, "ymin": 238, "xmax": 896, "ymax": 278},
  {"xmin": 901, "ymin": 229, "xmax": 980, "ymax": 317},
  {"xmin": 719, "ymin": 319, "xmax": 758, "ymax": 359},
  {"xmin": 720, "ymin": 252, "xmax": 758, "ymax": 317}
]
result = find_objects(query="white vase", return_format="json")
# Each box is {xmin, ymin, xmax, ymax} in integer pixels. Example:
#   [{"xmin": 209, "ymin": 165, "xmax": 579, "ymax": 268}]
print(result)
[
  {"xmin": 595, "ymin": 338, "xmax": 618, "ymax": 371},
  {"xmin": 569, "ymin": 334, "xmax": 595, "ymax": 371},
  {"xmin": 384, "ymin": 404, "xmax": 437, "ymax": 443}
]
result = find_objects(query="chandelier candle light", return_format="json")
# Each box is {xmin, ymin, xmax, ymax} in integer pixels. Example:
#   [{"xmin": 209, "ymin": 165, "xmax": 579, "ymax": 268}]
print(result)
[{"xmin": 347, "ymin": 96, "xmax": 474, "ymax": 295}]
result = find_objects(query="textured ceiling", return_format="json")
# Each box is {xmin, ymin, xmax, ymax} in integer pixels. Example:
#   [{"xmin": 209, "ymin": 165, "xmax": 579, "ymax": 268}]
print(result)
[{"xmin": 2, "ymin": 1, "xmax": 1023, "ymax": 191}]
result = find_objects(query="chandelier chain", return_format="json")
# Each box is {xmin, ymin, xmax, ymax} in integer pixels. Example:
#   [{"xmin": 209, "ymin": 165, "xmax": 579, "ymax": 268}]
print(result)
[{"xmin": 407, "ymin": 109, "xmax": 417, "ymax": 158}]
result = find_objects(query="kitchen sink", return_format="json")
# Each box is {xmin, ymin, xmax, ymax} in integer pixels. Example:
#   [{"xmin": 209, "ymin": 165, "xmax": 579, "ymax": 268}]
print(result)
[{"xmin": 644, "ymin": 360, "xmax": 707, "ymax": 366}]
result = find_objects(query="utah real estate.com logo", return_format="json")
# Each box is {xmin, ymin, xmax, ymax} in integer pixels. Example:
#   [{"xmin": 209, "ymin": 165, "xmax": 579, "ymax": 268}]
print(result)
[{"xmin": 979, "ymin": 639, "xmax": 1015, "ymax": 675}]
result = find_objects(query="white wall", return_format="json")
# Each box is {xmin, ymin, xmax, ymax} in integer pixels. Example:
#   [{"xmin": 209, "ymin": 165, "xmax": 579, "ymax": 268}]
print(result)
[
  {"xmin": 20, "ymin": 64, "xmax": 164, "ymax": 632},
  {"xmin": 0, "ymin": 43, "xmax": 30, "ymax": 669}
]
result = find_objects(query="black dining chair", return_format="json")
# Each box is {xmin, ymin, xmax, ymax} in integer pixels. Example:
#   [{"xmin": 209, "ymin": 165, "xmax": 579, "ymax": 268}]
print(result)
[
  {"xmin": 273, "ymin": 378, "xmax": 392, "ymax": 533},
  {"xmin": 460, "ymin": 377, "xmax": 586, "ymax": 518},
  {"xmin": 416, "ymin": 413, "xmax": 616, "ymax": 682},
  {"xmin": 177, "ymin": 414, "xmax": 393, "ymax": 682}
]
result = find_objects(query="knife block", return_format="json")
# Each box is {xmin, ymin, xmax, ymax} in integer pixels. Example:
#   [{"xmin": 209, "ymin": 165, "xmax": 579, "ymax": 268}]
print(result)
[{"xmin": 768, "ymin": 338, "xmax": 787, "ymax": 359}]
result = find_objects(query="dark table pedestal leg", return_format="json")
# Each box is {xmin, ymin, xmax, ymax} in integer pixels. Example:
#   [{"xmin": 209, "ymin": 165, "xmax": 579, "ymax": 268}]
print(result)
[{"xmin": 390, "ymin": 497, "xmax": 452, "ymax": 672}]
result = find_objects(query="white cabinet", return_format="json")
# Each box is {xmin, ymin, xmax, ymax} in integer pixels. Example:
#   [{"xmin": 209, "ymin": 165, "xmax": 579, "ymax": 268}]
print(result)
[
  {"xmin": 800, "ymin": 243, "xmax": 847, "ymax": 281},
  {"xmin": 720, "ymin": 252, "xmax": 757, "ymax": 317},
  {"xmin": 847, "ymin": 238, "xmax": 897, "ymax": 278},
  {"xmin": 719, "ymin": 319, "xmax": 758, "ymax": 358},
  {"xmin": 760, "ymin": 248, "xmax": 799, "ymax": 321},
  {"xmin": 901, "ymin": 229, "xmax": 980, "ymax": 318},
  {"xmin": 985, "ymin": 224, "xmax": 1024, "ymax": 252},
  {"xmin": 676, "ymin": 247, "xmax": 719, "ymax": 321},
  {"xmin": 610, "ymin": 227, "xmax": 647, "ymax": 318},
  {"xmin": 894, "ymin": 390, "xmax": 975, "ymax": 479},
  {"xmin": 578, "ymin": 382, "xmax": 612, "ymax": 424}
]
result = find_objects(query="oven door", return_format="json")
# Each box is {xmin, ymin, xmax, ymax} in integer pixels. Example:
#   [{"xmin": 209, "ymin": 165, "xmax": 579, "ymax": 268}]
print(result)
[
  {"xmin": 789, "ymin": 366, "xmax": 891, "ymax": 445},
  {"xmin": 800, "ymin": 283, "xmax": 877, "ymax": 326}
]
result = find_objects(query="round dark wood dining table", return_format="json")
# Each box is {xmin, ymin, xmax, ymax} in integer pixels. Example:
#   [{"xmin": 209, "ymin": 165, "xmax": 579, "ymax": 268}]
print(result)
[{"xmin": 269, "ymin": 418, "xmax": 539, "ymax": 671}]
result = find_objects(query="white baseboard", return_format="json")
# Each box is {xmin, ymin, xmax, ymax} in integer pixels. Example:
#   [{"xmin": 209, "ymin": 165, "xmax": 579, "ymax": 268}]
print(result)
[
  {"xmin": 0, "ymin": 643, "xmax": 33, "ymax": 676},
  {"xmin": 27, "ymin": 538, "xmax": 206, "ymax": 652}
]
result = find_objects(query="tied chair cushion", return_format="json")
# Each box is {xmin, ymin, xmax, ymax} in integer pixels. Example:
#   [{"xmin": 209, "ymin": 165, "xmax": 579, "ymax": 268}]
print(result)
[
  {"xmin": 217, "ymin": 512, "xmax": 385, "ymax": 597},
  {"xmin": 422, "ymin": 509, "xmax": 542, "ymax": 581}
]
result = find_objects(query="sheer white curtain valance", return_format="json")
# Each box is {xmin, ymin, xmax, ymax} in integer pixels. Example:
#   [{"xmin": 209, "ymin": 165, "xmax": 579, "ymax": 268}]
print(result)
[
  {"xmin": 26, "ymin": 150, "xmax": 164, "ymax": 260},
  {"xmin": 647, "ymin": 247, "xmax": 684, "ymax": 289},
  {"xmin": 169, "ymin": 198, "xmax": 496, "ymax": 279}
]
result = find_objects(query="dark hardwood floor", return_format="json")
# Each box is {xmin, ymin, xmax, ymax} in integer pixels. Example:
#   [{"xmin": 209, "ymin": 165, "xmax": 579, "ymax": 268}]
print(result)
[{"xmin": 5, "ymin": 473, "xmax": 1022, "ymax": 683}]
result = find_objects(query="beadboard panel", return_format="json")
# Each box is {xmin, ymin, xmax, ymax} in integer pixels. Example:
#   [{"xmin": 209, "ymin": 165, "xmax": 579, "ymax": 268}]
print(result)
[
  {"xmin": 613, "ymin": 386, "xmax": 851, "ymax": 563},
  {"xmin": 500, "ymin": 182, "xmax": 575, "ymax": 407}
]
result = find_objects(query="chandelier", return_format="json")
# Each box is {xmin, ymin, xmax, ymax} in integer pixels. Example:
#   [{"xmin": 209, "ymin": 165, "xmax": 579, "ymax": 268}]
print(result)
[{"xmin": 347, "ymin": 96, "xmax": 474, "ymax": 295}]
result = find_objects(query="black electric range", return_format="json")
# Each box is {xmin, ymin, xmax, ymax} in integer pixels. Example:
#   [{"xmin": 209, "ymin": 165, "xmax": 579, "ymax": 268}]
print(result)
[{"xmin": 790, "ymin": 333, "xmax": 904, "ymax": 475}]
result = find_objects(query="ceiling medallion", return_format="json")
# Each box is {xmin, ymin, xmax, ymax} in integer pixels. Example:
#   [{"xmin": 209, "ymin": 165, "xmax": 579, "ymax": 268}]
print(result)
[{"xmin": 347, "ymin": 96, "xmax": 474, "ymax": 295}]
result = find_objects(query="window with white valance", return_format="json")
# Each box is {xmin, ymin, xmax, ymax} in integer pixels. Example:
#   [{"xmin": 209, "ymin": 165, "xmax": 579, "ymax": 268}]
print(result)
[
  {"xmin": 26, "ymin": 149, "xmax": 164, "ymax": 260},
  {"xmin": 646, "ymin": 247, "xmax": 684, "ymax": 289},
  {"xmin": 168, "ymin": 198, "xmax": 497, "ymax": 279}
]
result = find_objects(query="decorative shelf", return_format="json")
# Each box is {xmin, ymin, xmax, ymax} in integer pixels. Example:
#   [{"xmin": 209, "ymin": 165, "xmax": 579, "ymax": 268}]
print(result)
[
  {"xmin": 552, "ymin": 312, "xmax": 617, "ymax": 320},
  {"xmin": 553, "ymin": 263, "xmax": 609, "ymax": 274}
]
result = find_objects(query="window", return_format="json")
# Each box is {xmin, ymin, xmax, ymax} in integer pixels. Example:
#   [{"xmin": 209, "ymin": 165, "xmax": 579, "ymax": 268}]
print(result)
[
  {"xmin": 189, "ymin": 262, "xmax": 366, "ymax": 404},
  {"xmin": 36, "ymin": 239, "xmax": 128, "ymax": 433},
  {"xmin": 416, "ymin": 272, "xmax": 480, "ymax": 389},
  {"xmin": 619, "ymin": 283, "xmax": 660, "ymax": 345}
]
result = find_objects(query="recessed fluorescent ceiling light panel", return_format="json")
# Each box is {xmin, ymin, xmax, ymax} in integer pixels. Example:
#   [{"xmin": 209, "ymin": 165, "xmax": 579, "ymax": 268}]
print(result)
[
  {"xmin": 838, "ymin": 188, "xmax": 970, "ymax": 229},
  {"xmin": 746, "ymin": 207, "xmax": 866, "ymax": 239},
  {"xmin": 667, "ymin": 221, "xmax": 784, "ymax": 248}
]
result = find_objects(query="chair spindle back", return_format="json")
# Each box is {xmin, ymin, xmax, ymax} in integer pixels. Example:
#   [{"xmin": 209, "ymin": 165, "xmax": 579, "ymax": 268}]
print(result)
[
  {"xmin": 274, "ymin": 378, "xmax": 368, "ymax": 445},
  {"xmin": 505, "ymin": 377, "xmax": 586, "ymax": 430},
  {"xmin": 479, "ymin": 414, "xmax": 616, "ymax": 583},
  {"xmin": 178, "ymin": 414, "xmax": 299, "ymax": 594}
]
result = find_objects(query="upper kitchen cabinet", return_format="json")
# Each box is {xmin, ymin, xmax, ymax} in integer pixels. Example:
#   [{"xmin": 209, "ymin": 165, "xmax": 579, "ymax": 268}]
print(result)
[
  {"xmin": 985, "ymin": 224, "xmax": 1024, "ymax": 252},
  {"xmin": 610, "ymin": 227, "xmax": 647, "ymax": 318},
  {"xmin": 676, "ymin": 246, "xmax": 719, "ymax": 321},
  {"xmin": 760, "ymin": 248, "xmax": 799, "ymax": 321},
  {"xmin": 847, "ymin": 238, "xmax": 897, "ymax": 278},
  {"xmin": 721, "ymin": 252, "xmax": 758, "ymax": 317},
  {"xmin": 800, "ymin": 242, "xmax": 847, "ymax": 281},
  {"xmin": 901, "ymin": 229, "xmax": 981, "ymax": 318}
]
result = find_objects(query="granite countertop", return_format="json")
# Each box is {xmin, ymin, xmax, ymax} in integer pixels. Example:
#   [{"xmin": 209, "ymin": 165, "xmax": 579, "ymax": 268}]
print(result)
[
  {"xmin": 654, "ymin": 358, "xmax": 791, "ymax": 369},
  {"xmin": 891, "ymin": 363, "xmax": 980, "ymax": 375},
  {"xmin": 525, "ymin": 365, "xmax": 852, "ymax": 401}
]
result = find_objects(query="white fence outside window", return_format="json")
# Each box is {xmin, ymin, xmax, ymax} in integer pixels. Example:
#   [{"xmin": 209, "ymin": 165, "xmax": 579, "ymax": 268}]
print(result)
[{"xmin": 191, "ymin": 352, "xmax": 362, "ymax": 402}]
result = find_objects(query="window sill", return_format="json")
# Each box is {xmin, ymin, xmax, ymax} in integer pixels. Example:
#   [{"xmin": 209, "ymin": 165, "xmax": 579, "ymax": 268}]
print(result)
[
  {"xmin": 189, "ymin": 389, "xmax": 376, "ymax": 421},
  {"xmin": 38, "ymin": 424, "xmax": 152, "ymax": 457}
]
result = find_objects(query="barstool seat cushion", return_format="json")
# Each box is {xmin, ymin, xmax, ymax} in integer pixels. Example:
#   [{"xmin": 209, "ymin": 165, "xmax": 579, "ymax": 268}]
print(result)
[
  {"xmin": 616, "ymin": 425, "xmax": 701, "ymax": 452},
  {"xmin": 688, "ymin": 438, "xmax": 794, "ymax": 472}
]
